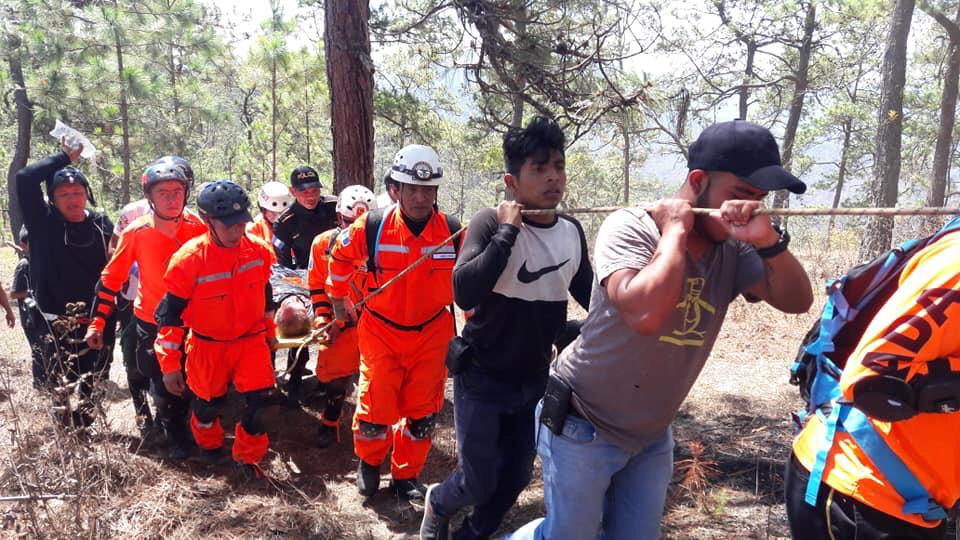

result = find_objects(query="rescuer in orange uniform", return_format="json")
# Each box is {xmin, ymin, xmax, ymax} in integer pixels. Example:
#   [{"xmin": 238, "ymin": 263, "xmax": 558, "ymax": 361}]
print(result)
[
  {"xmin": 154, "ymin": 180, "xmax": 279, "ymax": 481},
  {"xmin": 307, "ymin": 184, "xmax": 378, "ymax": 448},
  {"xmin": 86, "ymin": 157, "xmax": 206, "ymax": 458},
  {"xmin": 329, "ymin": 145, "xmax": 461, "ymax": 500},
  {"xmin": 246, "ymin": 181, "xmax": 293, "ymax": 246},
  {"xmin": 787, "ymin": 228, "xmax": 960, "ymax": 539}
]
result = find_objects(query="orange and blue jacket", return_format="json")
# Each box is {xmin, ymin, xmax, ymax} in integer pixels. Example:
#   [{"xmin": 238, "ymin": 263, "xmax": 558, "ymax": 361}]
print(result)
[
  {"xmin": 90, "ymin": 210, "xmax": 207, "ymax": 332},
  {"xmin": 308, "ymin": 227, "xmax": 372, "ymax": 324},
  {"xmin": 793, "ymin": 231, "xmax": 960, "ymax": 527},
  {"xmin": 154, "ymin": 233, "xmax": 276, "ymax": 374},
  {"xmin": 328, "ymin": 207, "xmax": 458, "ymax": 329}
]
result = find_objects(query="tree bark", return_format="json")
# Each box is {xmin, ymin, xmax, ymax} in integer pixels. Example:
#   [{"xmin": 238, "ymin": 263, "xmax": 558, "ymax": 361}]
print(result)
[
  {"xmin": 621, "ymin": 115, "xmax": 631, "ymax": 205},
  {"xmin": 772, "ymin": 0, "xmax": 817, "ymax": 223},
  {"xmin": 115, "ymin": 30, "xmax": 132, "ymax": 206},
  {"xmin": 271, "ymin": 56, "xmax": 278, "ymax": 182},
  {"xmin": 860, "ymin": 0, "xmax": 915, "ymax": 260},
  {"xmin": 5, "ymin": 35, "xmax": 31, "ymax": 239},
  {"xmin": 325, "ymin": 0, "xmax": 375, "ymax": 193},
  {"xmin": 921, "ymin": 2, "xmax": 960, "ymax": 209},
  {"xmin": 739, "ymin": 42, "xmax": 755, "ymax": 120},
  {"xmin": 826, "ymin": 118, "xmax": 853, "ymax": 242}
]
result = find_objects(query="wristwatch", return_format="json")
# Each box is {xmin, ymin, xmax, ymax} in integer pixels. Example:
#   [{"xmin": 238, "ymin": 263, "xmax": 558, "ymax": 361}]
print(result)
[{"xmin": 755, "ymin": 226, "xmax": 790, "ymax": 259}]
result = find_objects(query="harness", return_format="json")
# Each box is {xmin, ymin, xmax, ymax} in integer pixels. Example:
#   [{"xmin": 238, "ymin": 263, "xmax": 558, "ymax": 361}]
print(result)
[{"xmin": 797, "ymin": 216, "xmax": 960, "ymax": 521}]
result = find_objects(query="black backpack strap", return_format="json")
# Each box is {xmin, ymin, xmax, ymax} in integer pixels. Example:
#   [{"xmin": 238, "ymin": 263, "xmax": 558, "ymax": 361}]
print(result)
[
  {"xmin": 443, "ymin": 213, "xmax": 462, "ymax": 254},
  {"xmin": 326, "ymin": 227, "xmax": 340, "ymax": 256},
  {"xmin": 364, "ymin": 208, "xmax": 385, "ymax": 275}
]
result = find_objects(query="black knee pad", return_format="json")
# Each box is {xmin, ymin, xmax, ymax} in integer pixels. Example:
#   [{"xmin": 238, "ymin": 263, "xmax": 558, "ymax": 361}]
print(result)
[
  {"xmin": 241, "ymin": 389, "xmax": 274, "ymax": 435},
  {"xmin": 321, "ymin": 375, "xmax": 353, "ymax": 401},
  {"xmin": 192, "ymin": 395, "xmax": 226, "ymax": 424},
  {"xmin": 407, "ymin": 414, "xmax": 437, "ymax": 440},
  {"xmin": 357, "ymin": 420, "xmax": 388, "ymax": 440}
]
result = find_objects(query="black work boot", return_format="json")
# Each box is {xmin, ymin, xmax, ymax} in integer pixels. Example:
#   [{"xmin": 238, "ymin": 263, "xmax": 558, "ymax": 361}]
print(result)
[
  {"xmin": 316, "ymin": 423, "xmax": 338, "ymax": 449},
  {"xmin": 357, "ymin": 460, "xmax": 381, "ymax": 497},
  {"xmin": 235, "ymin": 462, "xmax": 264, "ymax": 483},
  {"xmin": 193, "ymin": 446, "xmax": 231, "ymax": 466},
  {"xmin": 419, "ymin": 483, "xmax": 450, "ymax": 540},
  {"xmin": 391, "ymin": 477, "xmax": 427, "ymax": 501}
]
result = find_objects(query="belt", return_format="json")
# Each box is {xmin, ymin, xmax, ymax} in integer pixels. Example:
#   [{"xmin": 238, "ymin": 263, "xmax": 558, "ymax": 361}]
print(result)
[
  {"xmin": 192, "ymin": 328, "xmax": 265, "ymax": 342},
  {"xmin": 366, "ymin": 307, "xmax": 446, "ymax": 332}
]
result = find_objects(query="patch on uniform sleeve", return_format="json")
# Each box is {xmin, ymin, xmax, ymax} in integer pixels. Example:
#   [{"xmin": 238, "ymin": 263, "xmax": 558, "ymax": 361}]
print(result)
[
  {"xmin": 273, "ymin": 237, "xmax": 285, "ymax": 250},
  {"xmin": 339, "ymin": 229, "xmax": 351, "ymax": 247}
]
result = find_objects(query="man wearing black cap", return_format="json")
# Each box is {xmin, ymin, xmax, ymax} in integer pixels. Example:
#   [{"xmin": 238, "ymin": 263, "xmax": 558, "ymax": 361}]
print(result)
[
  {"xmin": 272, "ymin": 165, "xmax": 338, "ymax": 270},
  {"xmin": 506, "ymin": 119, "xmax": 814, "ymax": 540},
  {"xmin": 15, "ymin": 141, "xmax": 113, "ymax": 428},
  {"xmin": 271, "ymin": 165, "xmax": 338, "ymax": 405}
]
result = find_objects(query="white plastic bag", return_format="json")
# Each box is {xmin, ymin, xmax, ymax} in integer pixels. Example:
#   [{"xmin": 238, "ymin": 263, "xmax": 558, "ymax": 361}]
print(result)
[{"xmin": 49, "ymin": 120, "xmax": 96, "ymax": 159}]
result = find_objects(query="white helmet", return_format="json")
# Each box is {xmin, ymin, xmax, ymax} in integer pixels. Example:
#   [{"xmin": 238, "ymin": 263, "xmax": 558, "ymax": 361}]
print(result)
[
  {"xmin": 337, "ymin": 185, "xmax": 378, "ymax": 220},
  {"xmin": 390, "ymin": 144, "xmax": 443, "ymax": 186},
  {"xmin": 257, "ymin": 181, "xmax": 294, "ymax": 212}
]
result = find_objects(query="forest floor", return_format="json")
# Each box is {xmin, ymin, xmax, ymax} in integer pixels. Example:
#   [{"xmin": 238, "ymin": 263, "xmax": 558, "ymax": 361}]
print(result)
[{"xmin": 0, "ymin": 240, "xmax": 854, "ymax": 539}]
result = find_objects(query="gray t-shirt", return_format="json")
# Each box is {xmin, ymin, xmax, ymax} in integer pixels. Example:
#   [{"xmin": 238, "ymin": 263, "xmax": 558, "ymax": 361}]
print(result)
[{"xmin": 555, "ymin": 208, "xmax": 764, "ymax": 453}]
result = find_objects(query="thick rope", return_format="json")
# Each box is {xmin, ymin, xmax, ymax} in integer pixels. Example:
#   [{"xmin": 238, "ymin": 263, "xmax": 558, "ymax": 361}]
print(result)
[
  {"xmin": 522, "ymin": 206, "xmax": 960, "ymax": 217},
  {"xmin": 276, "ymin": 205, "xmax": 960, "ymax": 355}
]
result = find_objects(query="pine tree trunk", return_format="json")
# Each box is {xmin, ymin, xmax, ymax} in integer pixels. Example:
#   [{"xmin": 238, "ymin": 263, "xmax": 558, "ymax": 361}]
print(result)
[
  {"xmin": 860, "ymin": 0, "xmax": 915, "ymax": 260},
  {"xmin": 115, "ymin": 31, "xmax": 132, "ymax": 206},
  {"xmin": 5, "ymin": 35, "xmax": 31, "ymax": 239},
  {"xmin": 772, "ymin": 0, "xmax": 816, "ymax": 225},
  {"xmin": 325, "ymin": 0, "xmax": 375, "ymax": 193},
  {"xmin": 923, "ymin": 2, "xmax": 960, "ymax": 209}
]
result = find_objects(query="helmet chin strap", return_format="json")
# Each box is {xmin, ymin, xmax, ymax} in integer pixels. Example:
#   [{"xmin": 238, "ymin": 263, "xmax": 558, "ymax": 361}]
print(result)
[{"xmin": 203, "ymin": 216, "xmax": 228, "ymax": 247}]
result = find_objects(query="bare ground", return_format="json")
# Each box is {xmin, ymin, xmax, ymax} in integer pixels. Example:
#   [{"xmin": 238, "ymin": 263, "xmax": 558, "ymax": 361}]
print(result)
[{"xmin": 0, "ymin": 243, "xmax": 841, "ymax": 539}]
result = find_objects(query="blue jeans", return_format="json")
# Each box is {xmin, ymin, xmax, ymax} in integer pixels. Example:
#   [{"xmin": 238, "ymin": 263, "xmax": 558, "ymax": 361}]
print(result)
[{"xmin": 506, "ymin": 400, "xmax": 675, "ymax": 540}]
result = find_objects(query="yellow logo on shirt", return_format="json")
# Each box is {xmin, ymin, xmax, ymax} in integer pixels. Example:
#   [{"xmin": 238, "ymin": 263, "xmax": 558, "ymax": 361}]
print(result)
[{"xmin": 659, "ymin": 277, "xmax": 715, "ymax": 347}]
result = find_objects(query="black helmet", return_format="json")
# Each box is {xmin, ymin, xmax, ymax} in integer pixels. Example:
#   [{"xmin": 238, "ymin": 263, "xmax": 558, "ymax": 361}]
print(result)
[
  {"xmin": 18, "ymin": 225, "xmax": 28, "ymax": 244},
  {"xmin": 141, "ymin": 157, "xmax": 190, "ymax": 195},
  {"xmin": 196, "ymin": 180, "xmax": 253, "ymax": 225},
  {"xmin": 48, "ymin": 166, "xmax": 96, "ymax": 205}
]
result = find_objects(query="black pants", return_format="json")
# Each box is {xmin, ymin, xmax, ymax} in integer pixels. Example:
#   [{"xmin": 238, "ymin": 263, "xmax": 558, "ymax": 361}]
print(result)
[
  {"xmin": 23, "ymin": 320, "xmax": 45, "ymax": 387},
  {"xmin": 317, "ymin": 375, "xmax": 355, "ymax": 423},
  {"xmin": 35, "ymin": 315, "xmax": 111, "ymax": 420},
  {"xmin": 118, "ymin": 303, "xmax": 151, "ymax": 422},
  {"xmin": 135, "ymin": 318, "xmax": 191, "ymax": 443},
  {"xmin": 431, "ymin": 366, "xmax": 548, "ymax": 540},
  {"xmin": 785, "ymin": 452, "xmax": 947, "ymax": 540},
  {"xmin": 285, "ymin": 347, "xmax": 310, "ymax": 397}
]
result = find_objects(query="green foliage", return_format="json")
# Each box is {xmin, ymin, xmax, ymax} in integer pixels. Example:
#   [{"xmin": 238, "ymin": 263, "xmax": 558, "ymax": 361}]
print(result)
[{"xmin": 0, "ymin": 0, "xmax": 957, "ymax": 240}]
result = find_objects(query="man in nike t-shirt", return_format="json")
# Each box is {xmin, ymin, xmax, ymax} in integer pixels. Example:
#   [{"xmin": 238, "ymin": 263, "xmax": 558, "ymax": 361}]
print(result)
[{"xmin": 419, "ymin": 116, "xmax": 592, "ymax": 540}]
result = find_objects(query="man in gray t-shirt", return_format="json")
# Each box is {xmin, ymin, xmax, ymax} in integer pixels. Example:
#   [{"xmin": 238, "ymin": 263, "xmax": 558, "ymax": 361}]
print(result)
[{"xmin": 506, "ymin": 120, "xmax": 814, "ymax": 540}]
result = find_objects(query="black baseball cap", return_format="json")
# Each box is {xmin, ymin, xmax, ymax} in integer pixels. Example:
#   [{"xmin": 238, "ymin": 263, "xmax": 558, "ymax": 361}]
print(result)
[
  {"xmin": 290, "ymin": 165, "xmax": 322, "ymax": 192},
  {"xmin": 688, "ymin": 120, "xmax": 806, "ymax": 194}
]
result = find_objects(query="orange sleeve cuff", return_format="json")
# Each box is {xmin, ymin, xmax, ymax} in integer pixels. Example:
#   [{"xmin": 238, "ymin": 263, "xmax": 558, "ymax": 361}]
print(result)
[
  {"xmin": 89, "ymin": 316, "xmax": 106, "ymax": 334},
  {"xmin": 155, "ymin": 326, "xmax": 186, "ymax": 374}
]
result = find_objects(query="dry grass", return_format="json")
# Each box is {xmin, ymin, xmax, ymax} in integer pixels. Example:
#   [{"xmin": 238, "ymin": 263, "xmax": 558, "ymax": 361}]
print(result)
[{"xmin": 0, "ymin": 222, "xmax": 881, "ymax": 539}]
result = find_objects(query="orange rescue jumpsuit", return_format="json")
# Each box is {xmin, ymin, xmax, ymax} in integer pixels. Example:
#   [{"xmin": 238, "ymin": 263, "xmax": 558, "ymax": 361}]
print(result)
[
  {"xmin": 329, "ymin": 206, "xmax": 458, "ymax": 480},
  {"xmin": 793, "ymin": 232, "xmax": 960, "ymax": 528},
  {"xmin": 246, "ymin": 213, "xmax": 274, "ymax": 246},
  {"xmin": 308, "ymin": 228, "xmax": 370, "ymax": 428},
  {"xmin": 90, "ymin": 211, "xmax": 207, "ymax": 332},
  {"xmin": 154, "ymin": 233, "xmax": 277, "ymax": 465}
]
